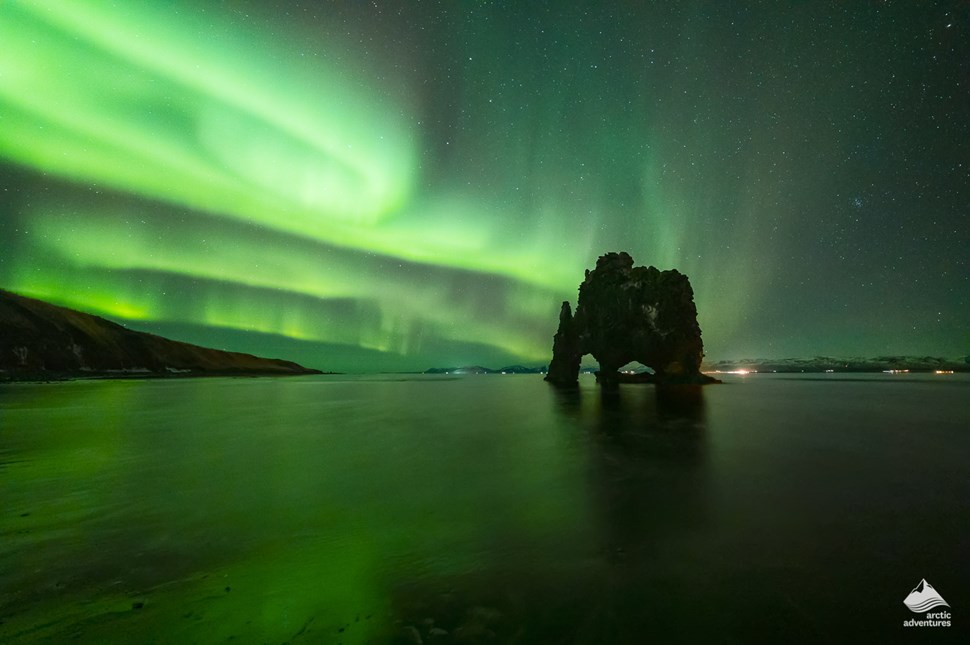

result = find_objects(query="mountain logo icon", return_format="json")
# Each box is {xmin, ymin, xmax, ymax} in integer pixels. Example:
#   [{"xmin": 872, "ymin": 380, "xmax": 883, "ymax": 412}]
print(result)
[{"xmin": 903, "ymin": 579, "xmax": 950, "ymax": 613}]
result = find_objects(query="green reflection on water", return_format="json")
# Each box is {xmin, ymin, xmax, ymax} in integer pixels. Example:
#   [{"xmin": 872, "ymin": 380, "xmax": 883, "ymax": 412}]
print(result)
[{"xmin": 0, "ymin": 377, "xmax": 600, "ymax": 643}]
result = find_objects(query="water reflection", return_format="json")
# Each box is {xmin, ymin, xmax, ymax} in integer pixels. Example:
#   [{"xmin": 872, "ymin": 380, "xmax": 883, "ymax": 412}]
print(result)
[
  {"xmin": 11, "ymin": 378, "xmax": 854, "ymax": 644},
  {"xmin": 569, "ymin": 385, "xmax": 710, "ymax": 642},
  {"xmin": 585, "ymin": 385, "xmax": 708, "ymax": 557},
  {"xmin": 390, "ymin": 384, "xmax": 709, "ymax": 644}
]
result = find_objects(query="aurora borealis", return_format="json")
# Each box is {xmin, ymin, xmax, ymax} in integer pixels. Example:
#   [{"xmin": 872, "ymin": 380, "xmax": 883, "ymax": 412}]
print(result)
[{"xmin": 1, "ymin": 1, "xmax": 967, "ymax": 371}]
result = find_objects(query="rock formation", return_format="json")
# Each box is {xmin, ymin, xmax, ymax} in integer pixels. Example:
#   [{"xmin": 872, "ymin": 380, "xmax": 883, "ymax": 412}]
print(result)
[
  {"xmin": 0, "ymin": 289, "xmax": 322, "ymax": 379},
  {"xmin": 545, "ymin": 252, "xmax": 717, "ymax": 387}
]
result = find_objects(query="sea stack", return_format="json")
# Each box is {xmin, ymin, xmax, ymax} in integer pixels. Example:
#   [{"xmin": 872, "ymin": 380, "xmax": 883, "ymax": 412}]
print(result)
[{"xmin": 545, "ymin": 252, "xmax": 718, "ymax": 387}]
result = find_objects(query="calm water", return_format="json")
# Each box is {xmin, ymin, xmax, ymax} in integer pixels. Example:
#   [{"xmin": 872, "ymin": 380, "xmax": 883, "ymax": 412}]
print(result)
[{"xmin": 1, "ymin": 373, "xmax": 967, "ymax": 644}]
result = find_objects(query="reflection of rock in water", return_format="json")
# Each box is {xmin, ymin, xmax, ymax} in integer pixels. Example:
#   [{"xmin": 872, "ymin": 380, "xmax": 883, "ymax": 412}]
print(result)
[
  {"xmin": 389, "ymin": 386, "xmax": 712, "ymax": 644},
  {"xmin": 587, "ymin": 385, "xmax": 708, "ymax": 562},
  {"xmin": 566, "ymin": 384, "xmax": 713, "ymax": 641}
]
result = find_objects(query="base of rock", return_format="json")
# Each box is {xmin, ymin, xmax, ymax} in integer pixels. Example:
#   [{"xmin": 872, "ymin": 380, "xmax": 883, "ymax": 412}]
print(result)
[
  {"xmin": 594, "ymin": 371, "xmax": 721, "ymax": 386},
  {"xmin": 543, "ymin": 374, "xmax": 579, "ymax": 388}
]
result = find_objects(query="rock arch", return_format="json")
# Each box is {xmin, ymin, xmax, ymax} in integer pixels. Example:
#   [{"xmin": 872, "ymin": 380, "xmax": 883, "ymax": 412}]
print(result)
[{"xmin": 545, "ymin": 252, "xmax": 716, "ymax": 386}]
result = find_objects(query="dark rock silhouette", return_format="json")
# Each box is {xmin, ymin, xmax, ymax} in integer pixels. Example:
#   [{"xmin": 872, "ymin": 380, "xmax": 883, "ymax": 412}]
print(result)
[
  {"xmin": 547, "ymin": 301, "xmax": 582, "ymax": 381},
  {"xmin": 545, "ymin": 252, "xmax": 718, "ymax": 387},
  {"xmin": 0, "ymin": 289, "xmax": 321, "ymax": 379}
]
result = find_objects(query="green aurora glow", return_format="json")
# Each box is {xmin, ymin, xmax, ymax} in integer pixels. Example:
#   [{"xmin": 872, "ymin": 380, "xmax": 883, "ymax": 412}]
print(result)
[{"xmin": 1, "ymin": 1, "xmax": 966, "ymax": 370}]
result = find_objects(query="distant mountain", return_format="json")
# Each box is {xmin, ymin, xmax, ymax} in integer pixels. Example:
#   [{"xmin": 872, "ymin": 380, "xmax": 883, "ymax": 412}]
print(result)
[
  {"xmin": 497, "ymin": 365, "xmax": 546, "ymax": 374},
  {"xmin": 425, "ymin": 356, "xmax": 969, "ymax": 378},
  {"xmin": 422, "ymin": 365, "xmax": 600, "ymax": 375},
  {"xmin": 424, "ymin": 365, "xmax": 547, "ymax": 375},
  {"xmin": 0, "ymin": 289, "xmax": 321, "ymax": 380},
  {"xmin": 424, "ymin": 366, "xmax": 488, "ymax": 375},
  {"xmin": 704, "ymin": 356, "xmax": 968, "ymax": 373}
]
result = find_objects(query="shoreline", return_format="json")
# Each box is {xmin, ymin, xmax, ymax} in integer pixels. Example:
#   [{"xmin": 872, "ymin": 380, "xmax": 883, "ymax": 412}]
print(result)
[
  {"xmin": 0, "ymin": 369, "xmax": 332, "ymax": 384},
  {"xmin": 3, "ymin": 368, "xmax": 966, "ymax": 385}
]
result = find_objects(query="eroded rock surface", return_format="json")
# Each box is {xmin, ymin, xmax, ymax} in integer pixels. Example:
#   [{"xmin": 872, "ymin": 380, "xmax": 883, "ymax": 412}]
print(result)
[{"xmin": 545, "ymin": 252, "xmax": 717, "ymax": 386}]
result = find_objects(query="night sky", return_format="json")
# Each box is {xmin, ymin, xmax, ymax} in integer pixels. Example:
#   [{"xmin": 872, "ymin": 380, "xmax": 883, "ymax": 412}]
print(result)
[{"xmin": 1, "ymin": 1, "xmax": 967, "ymax": 371}]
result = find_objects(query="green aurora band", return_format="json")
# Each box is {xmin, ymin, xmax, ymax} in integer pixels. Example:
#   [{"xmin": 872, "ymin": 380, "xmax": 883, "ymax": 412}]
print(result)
[
  {"xmin": 0, "ymin": 1, "xmax": 585, "ymax": 368},
  {"xmin": 1, "ymin": 1, "xmax": 965, "ymax": 369}
]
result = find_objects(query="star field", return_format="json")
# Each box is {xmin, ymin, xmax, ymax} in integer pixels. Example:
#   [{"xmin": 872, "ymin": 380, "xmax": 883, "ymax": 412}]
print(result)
[{"xmin": 1, "ymin": 1, "xmax": 967, "ymax": 370}]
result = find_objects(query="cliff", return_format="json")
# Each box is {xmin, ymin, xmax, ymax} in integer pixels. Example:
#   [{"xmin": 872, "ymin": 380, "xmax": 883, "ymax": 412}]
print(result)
[{"xmin": 0, "ymin": 290, "xmax": 321, "ymax": 379}]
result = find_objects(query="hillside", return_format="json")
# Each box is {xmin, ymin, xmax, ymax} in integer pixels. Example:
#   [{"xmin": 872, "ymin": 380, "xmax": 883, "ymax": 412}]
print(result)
[{"xmin": 0, "ymin": 290, "xmax": 321, "ymax": 379}]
